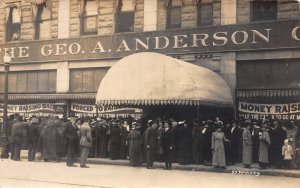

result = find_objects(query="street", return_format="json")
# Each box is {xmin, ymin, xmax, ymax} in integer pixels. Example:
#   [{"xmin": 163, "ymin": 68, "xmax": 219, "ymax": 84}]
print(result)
[{"xmin": 0, "ymin": 160, "xmax": 299, "ymax": 188}]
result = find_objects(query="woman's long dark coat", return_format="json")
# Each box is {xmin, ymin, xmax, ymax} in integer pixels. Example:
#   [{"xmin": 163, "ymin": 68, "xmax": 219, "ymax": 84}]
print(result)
[
  {"xmin": 128, "ymin": 129, "xmax": 142, "ymax": 166},
  {"xmin": 177, "ymin": 126, "xmax": 192, "ymax": 165},
  {"xmin": 109, "ymin": 125, "xmax": 121, "ymax": 160}
]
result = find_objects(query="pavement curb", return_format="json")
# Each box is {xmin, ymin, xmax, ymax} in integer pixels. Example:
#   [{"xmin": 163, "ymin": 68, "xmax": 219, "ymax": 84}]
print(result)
[{"xmin": 18, "ymin": 153, "xmax": 300, "ymax": 178}]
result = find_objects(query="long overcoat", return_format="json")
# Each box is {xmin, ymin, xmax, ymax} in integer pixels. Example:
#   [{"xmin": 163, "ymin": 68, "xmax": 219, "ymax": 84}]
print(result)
[
  {"xmin": 41, "ymin": 121, "xmax": 58, "ymax": 160},
  {"xmin": 128, "ymin": 129, "xmax": 142, "ymax": 166},
  {"xmin": 211, "ymin": 131, "xmax": 226, "ymax": 167},
  {"xmin": 242, "ymin": 129, "xmax": 253, "ymax": 165},
  {"xmin": 258, "ymin": 131, "xmax": 271, "ymax": 163}
]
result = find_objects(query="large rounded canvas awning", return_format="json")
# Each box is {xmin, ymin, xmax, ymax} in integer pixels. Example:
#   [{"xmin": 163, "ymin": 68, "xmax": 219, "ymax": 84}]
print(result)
[{"xmin": 96, "ymin": 52, "xmax": 233, "ymax": 107}]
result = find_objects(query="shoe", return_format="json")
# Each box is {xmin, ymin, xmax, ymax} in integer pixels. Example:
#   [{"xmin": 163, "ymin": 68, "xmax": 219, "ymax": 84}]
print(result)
[
  {"xmin": 220, "ymin": 166, "xmax": 227, "ymax": 169},
  {"xmin": 68, "ymin": 164, "xmax": 78, "ymax": 167},
  {"xmin": 80, "ymin": 165, "xmax": 89, "ymax": 168}
]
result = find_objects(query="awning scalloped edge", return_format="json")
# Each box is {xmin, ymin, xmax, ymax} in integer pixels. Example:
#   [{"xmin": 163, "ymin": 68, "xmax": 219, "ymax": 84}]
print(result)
[{"xmin": 96, "ymin": 99, "xmax": 233, "ymax": 107}]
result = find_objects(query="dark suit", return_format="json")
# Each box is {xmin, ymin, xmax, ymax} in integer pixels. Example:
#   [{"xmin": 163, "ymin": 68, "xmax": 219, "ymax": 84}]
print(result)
[
  {"xmin": 109, "ymin": 125, "xmax": 121, "ymax": 160},
  {"xmin": 27, "ymin": 121, "xmax": 40, "ymax": 161},
  {"xmin": 229, "ymin": 126, "xmax": 241, "ymax": 164},
  {"xmin": 161, "ymin": 128, "xmax": 175, "ymax": 169},
  {"xmin": 145, "ymin": 126, "xmax": 158, "ymax": 167},
  {"xmin": 10, "ymin": 121, "xmax": 26, "ymax": 161},
  {"xmin": 63, "ymin": 122, "xmax": 79, "ymax": 166}
]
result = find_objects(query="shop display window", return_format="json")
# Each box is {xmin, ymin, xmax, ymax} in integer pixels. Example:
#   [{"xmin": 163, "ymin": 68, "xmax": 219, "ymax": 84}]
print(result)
[
  {"xmin": 0, "ymin": 71, "xmax": 56, "ymax": 93},
  {"xmin": 197, "ymin": 2, "xmax": 213, "ymax": 27},
  {"xmin": 251, "ymin": 0, "xmax": 277, "ymax": 22},
  {"xmin": 70, "ymin": 68, "xmax": 108, "ymax": 92},
  {"xmin": 115, "ymin": 0, "xmax": 135, "ymax": 33}
]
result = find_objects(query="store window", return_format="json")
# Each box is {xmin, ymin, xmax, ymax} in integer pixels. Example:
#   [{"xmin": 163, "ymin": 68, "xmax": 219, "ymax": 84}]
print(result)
[
  {"xmin": 35, "ymin": 3, "xmax": 51, "ymax": 40},
  {"xmin": 251, "ymin": 0, "xmax": 277, "ymax": 22},
  {"xmin": 197, "ymin": 1, "xmax": 213, "ymax": 26},
  {"xmin": 6, "ymin": 4, "xmax": 21, "ymax": 42},
  {"xmin": 70, "ymin": 68, "xmax": 108, "ymax": 92},
  {"xmin": 0, "ymin": 70, "xmax": 56, "ymax": 93},
  {"xmin": 80, "ymin": 0, "xmax": 98, "ymax": 35},
  {"xmin": 237, "ymin": 60, "xmax": 300, "ymax": 89},
  {"xmin": 115, "ymin": 0, "xmax": 135, "ymax": 33},
  {"xmin": 166, "ymin": 0, "xmax": 182, "ymax": 29}
]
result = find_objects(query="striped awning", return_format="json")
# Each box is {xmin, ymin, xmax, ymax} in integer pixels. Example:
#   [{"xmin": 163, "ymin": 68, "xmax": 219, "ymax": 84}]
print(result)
[
  {"xmin": 236, "ymin": 89, "xmax": 300, "ymax": 98},
  {"xmin": 96, "ymin": 53, "xmax": 233, "ymax": 107},
  {"xmin": 0, "ymin": 93, "xmax": 96, "ymax": 101}
]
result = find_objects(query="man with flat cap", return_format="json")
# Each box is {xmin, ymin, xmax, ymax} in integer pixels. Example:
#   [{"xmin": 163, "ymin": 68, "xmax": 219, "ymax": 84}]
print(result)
[{"xmin": 145, "ymin": 121, "xmax": 158, "ymax": 169}]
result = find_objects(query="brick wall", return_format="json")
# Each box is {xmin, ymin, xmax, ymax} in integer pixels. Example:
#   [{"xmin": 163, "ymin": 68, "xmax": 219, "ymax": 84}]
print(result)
[
  {"xmin": 98, "ymin": 0, "xmax": 115, "ymax": 35},
  {"xmin": 134, "ymin": 0, "xmax": 144, "ymax": 32},
  {"xmin": 70, "ymin": 0, "xmax": 80, "ymax": 37},
  {"xmin": 0, "ymin": 0, "xmax": 5, "ymax": 43}
]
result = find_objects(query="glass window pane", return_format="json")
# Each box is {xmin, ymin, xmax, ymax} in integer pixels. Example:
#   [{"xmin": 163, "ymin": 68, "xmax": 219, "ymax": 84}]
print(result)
[
  {"xmin": 8, "ymin": 73, "xmax": 17, "ymax": 93},
  {"xmin": 198, "ymin": 4, "xmax": 213, "ymax": 26},
  {"xmin": 41, "ymin": 6, "xmax": 51, "ymax": 20},
  {"xmin": 38, "ymin": 71, "xmax": 49, "ymax": 92},
  {"xmin": 237, "ymin": 62, "xmax": 255, "ymax": 89},
  {"xmin": 252, "ymin": 1, "xmax": 277, "ymax": 21},
  {"xmin": 93, "ymin": 68, "xmax": 108, "ymax": 91},
  {"xmin": 121, "ymin": 0, "xmax": 134, "ymax": 11},
  {"xmin": 116, "ymin": 12, "xmax": 134, "ymax": 32},
  {"xmin": 271, "ymin": 62, "xmax": 289, "ymax": 89},
  {"xmin": 169, "ymin": 7, "xmax": 181, "ymax": 28},
  {"xmin": 70, "ymin": 70, "xmax": 82, "ymax": 92},
  {"xmin": 12, "ymin": 7, "xmax": 21, "ymax": 23},
  {"xmin": 288, "ymin": 61, "xmax": 300, "ymax": 88},
  {"xmin": 27, "ymin": 72, "xmax": 38, "ymax": 92},
  {"xmin": 48, "ymin": 71, "xmax": 56, "ymax": 92},
  {"xmin": 254, "ymin": 62, "xmax": 271, "ymax": 89},
  {"xmin": 17, "ymin": 72, "xmax": 27, "ymax": 93},
  {"xmin": 82, "ymin": 70, "xmax": 94, "ymax": 92},
  {"xmin": 85, "ymin": 1, "xmax": 98, "ymax": 15}
]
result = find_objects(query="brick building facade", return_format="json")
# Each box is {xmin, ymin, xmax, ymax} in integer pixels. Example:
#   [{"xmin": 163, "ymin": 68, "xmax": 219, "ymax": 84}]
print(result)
[{"xmin": 0, "ymin": 0, "xmax": 300, "ymax": 120}]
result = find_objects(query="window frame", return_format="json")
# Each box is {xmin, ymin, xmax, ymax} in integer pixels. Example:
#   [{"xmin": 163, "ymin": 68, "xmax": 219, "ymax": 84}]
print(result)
[
  {"xmin": 80, "ymin": 0, "xmax": 98, "ymax": 36},
  {"xmin": 115, "ymin": 0, "xmax": 135, "ymax": 33},
  {"xmin": 166, "ymin": 0, "xmax": 182, "ymax": 29},
  {"xmin": 6, "ymin": 5, "xmax": 21, "ymax": 42},
  {"xmin": 35, "ymin": 3, "xmax": 51, "ymax": 40},
  {"xmin": 197, "ymin": 2, "xmax": 213, "ymax": 27},
  {"xmin": 251, "ymin": 0, "xmax": 278, "ymax": 22}
]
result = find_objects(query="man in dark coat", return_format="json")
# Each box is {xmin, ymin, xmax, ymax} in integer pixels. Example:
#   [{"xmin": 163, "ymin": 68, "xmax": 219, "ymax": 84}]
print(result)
[
  {"xmin": 63, "ymin": 119, "xmax": 79, "ymax": 167},
  {"xmin": 41, "ymin": 118, "xmax": 58, "ymax": 162},
  {"xmin": 161, "ymin": 121, "xmax": 175, "ymax": 170},
  {"xmin": 251, "ymin": 121, "xmax": 260, "ymax": 163},
  {"xmin": 202, "ymin": 120, "xmax": 214, "ymax": 166},
  {"xmin": 269, "ymin": 121, "xmax": 286, "ymax": 168},
  {"xmin": 222, "ymin": 122, "xmax": 232, "ymax": 165},
  {"xmin": 109, "ymin": 121, "xmax": 121, "ymax": 160},
  {"xmin": 120, "ymin": 121, "xmax": 130, "ymax": 159},
  {"xmin": 89, "ymin": 118, "xmax": 97, "ymax": 157},
  {"xmin": 145, "ymin": 122, "xmax": 158, "ymax": 169},
  {"xmin": 1, "ymin": 114, "xmax": 16, "ymax": 159},
  {"xmin": 10, "ymin": 116, "xmax": 26, "ymax": 161},
  {"xmin": 96, "ymin": 119, "xmax": 108, "ymax": 158},
  {"xmin": 192, "ymin": 120, "xmax": 204, "ymax": 164},
  {"xmin": 177, "ymin": 121, "xmax": 192, "ymax": 165},
  {"xmin": 27, "ymin": 117, "xmax": 40, "ymax": 161},
  {"xmin": 229, "ymin": 120, "xmax": 242, "ymax": 164}
]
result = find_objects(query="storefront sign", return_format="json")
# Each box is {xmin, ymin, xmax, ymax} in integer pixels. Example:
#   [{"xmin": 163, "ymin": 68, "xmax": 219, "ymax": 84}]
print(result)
[
  {"xmin": 1, "ymin": 20, "xmax": 300, "ymax": 63},
  {"xmin": 71, "ymin": 103, "xmax": 142, "ymax": 115},
  {"xmin": 0, "ymin": 103, "xmax": 55, "ymax": 113},
  {"xmin": 238, "ymin": 102, "xmax": 300, "ymax": 120}
]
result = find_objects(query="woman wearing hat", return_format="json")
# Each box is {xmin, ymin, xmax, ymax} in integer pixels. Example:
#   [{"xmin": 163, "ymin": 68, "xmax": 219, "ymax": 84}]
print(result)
[
  {"xmin": 211, "ymin": 123, "xmax": 229, "ymax": 169},
  {"xmin": 242, "ymin": 123, "xmax": 253, "ymax": 168},
  {"xmin": 258, "ymin": 124, "xmax": 271, "ymax": 169},
  {"xmin": 128, "ymin": 122, "xmax": 142, "ymax": 167}
]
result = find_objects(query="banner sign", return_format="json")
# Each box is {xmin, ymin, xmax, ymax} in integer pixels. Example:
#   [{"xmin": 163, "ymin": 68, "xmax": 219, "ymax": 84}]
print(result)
[
  {"xmin": 0, "ymin": 103, "xmax": 55, "ymax": 113},
  {"xmin": 71, "ymin": 103, "xmax": 142, "ymax": 115},
  {"xmin": 238, "ymin": 102, "xmax": 300, "ymax": 120},
  {"xmin": 1, "ymin": 20, "xmax": 300, "ymax": 63}
]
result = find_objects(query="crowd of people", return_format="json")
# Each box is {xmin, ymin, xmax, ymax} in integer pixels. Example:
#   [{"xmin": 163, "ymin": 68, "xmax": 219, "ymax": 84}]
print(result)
[{"xmin": 1, "ymin": 113, "xmax": 300, "ymax": 170}]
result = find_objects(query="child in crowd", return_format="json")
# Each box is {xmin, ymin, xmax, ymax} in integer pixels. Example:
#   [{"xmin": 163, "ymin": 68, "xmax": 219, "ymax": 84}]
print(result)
[{"xmin": 282, "ymin": 139, "xmax": 293, "ymax": 169}]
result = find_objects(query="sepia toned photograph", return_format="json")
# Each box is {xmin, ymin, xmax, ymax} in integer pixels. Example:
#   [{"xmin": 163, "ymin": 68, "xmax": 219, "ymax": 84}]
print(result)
[{"xmin": 0, "ymin": 0, "xmax": 300, "ymax": 187}]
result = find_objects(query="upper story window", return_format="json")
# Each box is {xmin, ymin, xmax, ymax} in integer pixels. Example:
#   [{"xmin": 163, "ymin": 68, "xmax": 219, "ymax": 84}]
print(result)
[
  {"xmin": 80, "ymin": 0, "xmax": 98, "ymax": 35},
  {"xmin": 6, "ymin": 3, "xmax": 21, "ymax": 42},
  {"xmin": 166, "ymin": 0, "xmax": 182, "ymax": 29},
  {"xmin": 251, "ymin": 0, "xmax": 277, "ymax": 22},
  {"xmin": 115, "ymin": 0, "xmax": 135, "ymax": 33},
  {"xmin": 35, "ymin": 2, "xmax": 51, "ymax": 40},
  {"xmin": 197, "ymin": 1, "xmax": 213, "ymax": 26}
]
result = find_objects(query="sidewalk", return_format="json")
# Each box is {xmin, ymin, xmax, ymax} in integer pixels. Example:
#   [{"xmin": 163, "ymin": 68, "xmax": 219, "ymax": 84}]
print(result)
[{"xmin": 17, "ymin": 150, "xmax": 300, "ymax": 178}]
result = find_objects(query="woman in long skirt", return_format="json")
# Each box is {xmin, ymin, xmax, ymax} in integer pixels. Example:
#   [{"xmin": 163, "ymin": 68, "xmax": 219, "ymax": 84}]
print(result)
[
  {"xmin": 212, "ymin": 124, "xmax": 229, "ymax": 169},
  {"xmin": 128, "ymin": 123, "xmax": 142, "ymax": 166}
]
